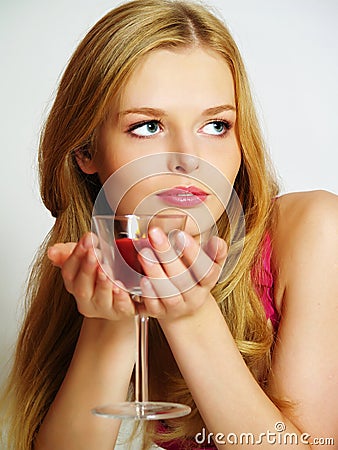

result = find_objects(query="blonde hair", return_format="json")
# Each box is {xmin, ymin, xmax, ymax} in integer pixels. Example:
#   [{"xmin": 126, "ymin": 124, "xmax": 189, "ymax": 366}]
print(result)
[{"xmin": 0, "ymin": 1, "xmax": 279, "ymax": 448}]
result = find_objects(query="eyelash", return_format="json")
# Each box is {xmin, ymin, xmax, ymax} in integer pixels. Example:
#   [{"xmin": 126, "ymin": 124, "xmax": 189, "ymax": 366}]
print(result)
[
  {"xmin": 127, "ymin": 120, "xmax": 162, "ymax": 139},
  {"xmin": 126, "ymin": 118, "xmax": 233, "ymax": 139},
  {"xmin": 207, "ymin": 118, "xmax": 232, "ymax": 136}
]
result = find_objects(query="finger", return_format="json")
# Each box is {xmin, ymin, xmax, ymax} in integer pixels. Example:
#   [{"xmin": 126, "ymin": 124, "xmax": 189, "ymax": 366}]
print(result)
[
  {"xmin": 60, "ymin": 232, "xmax": 98, "ymax": 287},
  {"xmin": 48, "ymin": 243, "xmax": 77, "ymax": 267},
  {"xmin": 82, "ymin": 232, "xmax": 99, "ymax": 250},
  {"xmin": 112, "ymin": 281, "xmax": 136, "ymax": 316},
  {"xmin": 203, "ymin": 236, "xmax": 228, "ymax": 265},
  {"xmin": 68, "ymin": 247, "xmax": 99, "ymax": 301},
  {"xmin": 48, "ymin": 233, "xmax": 97, "ymax": 268},
  {"xmin": 175, "ymin": 232, "xmax": 225, "ymax": 288},
  {"xmin": 60, "ymin": 240, "xmax": 87, "ymax": 292},
  {"xmin": 63, "ymin": 232, "xmax": 100, "ymax": 290},
  {"xmin": 139, "ymin": 247, "xmax": 184, "ymax": 298},
  {"xmin": 91, "ymin": 274, "xmax": 135, "ymax": 318},
  {"xmin": 147, "ymin": 227, "xmax": 183, "ymax": 264},
  {"xmin": 146, "ymin": 228, "xmax": 197, "ymax": 293},
  {"xmin": 139, "ymin": 277, "xmax": 166, "ymax": 317}
]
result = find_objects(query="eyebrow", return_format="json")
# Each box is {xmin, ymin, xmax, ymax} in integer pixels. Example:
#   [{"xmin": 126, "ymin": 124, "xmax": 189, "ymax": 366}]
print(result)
[
  {"xmin": 117, "ymin": 104, "xmax": 236, "ymax": 118},
  {"xmin": 202, "ymin": 104, "xmax": 236, "ymax": 116},
  {"xmin": 117, "ymin": 107, "xmax": 166, "ymax": 118}
]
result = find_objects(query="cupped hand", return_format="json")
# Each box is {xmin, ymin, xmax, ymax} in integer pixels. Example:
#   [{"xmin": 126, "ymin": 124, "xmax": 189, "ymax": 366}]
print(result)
[
  {"xmin": 137, "ymin": 227, "xmax": 227, "ymax": 321},
  {"xmin": 47, "ymin": 232, "xmax": 136, "ymax": 320}
]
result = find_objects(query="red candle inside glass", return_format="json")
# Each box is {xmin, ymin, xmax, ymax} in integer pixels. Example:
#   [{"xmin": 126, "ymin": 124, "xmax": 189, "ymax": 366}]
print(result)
[{"xmin": 116, "ymin": 237, "xmax": 151, "ymax": 274}]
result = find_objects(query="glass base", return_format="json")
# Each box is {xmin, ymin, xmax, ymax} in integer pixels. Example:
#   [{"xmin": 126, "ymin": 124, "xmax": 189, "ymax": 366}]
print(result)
[{"xmin": 92, "ymin": 401, "xmax": 191, "ymax": 420}]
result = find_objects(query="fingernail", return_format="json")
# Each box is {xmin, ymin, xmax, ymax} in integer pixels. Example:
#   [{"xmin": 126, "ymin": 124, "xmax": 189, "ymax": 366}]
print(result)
[
  {"xmin": 83, "ymin": 233, "xmax": 93, "ymax": 249},
  {"xmin": 87, "ymin": 250, "xmax": 97, "ymax": 265},
  {"xmin": 98, "ymin": 270, "xmax": 107, "ymax": 282},
  {"xmin": 47, "ymin": 246, "xmax": 56, "ymax": 257},
  {"xmin": 211, "ymin": 236, "xmax": 227, "ymax": 257},
  {"xmin": 174, "ymin": 231, "xmax": 187, "ymax": 250},
  {"xmin": 140, "ymin": 277, "xmax": 153, "ymax": 295},
  {"xmin": 140, "ymin": 248, "xmax": 156, "ymax": 264},
  {"xmin": 149, "ymin": 227, "xmax": 164, "ymax": 245}
]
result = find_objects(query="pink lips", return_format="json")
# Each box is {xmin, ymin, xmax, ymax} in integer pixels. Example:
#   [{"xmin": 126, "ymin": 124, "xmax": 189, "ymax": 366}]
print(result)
[{"xmin": 156, "ymin": 186, "xmax": 209, "ymax": 208}]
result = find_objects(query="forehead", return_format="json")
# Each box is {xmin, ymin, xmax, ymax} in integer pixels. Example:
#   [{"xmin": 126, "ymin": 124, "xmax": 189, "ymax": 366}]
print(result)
[{"xmin": 119, "ymin": 47, "xmax": 235, "ymax": 110}]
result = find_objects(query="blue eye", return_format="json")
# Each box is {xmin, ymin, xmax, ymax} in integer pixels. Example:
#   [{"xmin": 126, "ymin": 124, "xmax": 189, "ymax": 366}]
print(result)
[
  {"xmin": 201, "ymin": 120, "xmax": 231, "ymax": 136},
  {"xmin": 129, "ymin": 121, "xmax": 161, "ymax": 137}
]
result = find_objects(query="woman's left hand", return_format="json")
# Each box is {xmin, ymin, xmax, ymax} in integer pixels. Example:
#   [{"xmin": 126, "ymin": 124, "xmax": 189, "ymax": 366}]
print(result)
[{"xmin": 137, "ymin": 227, "xmax": 228, "ymax": 321}]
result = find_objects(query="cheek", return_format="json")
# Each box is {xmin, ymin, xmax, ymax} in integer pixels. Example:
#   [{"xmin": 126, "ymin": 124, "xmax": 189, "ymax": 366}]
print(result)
[
  {"xmin": 212, "ymin": 143, "xmax": 241, "ymax": 185},
  {"xmin": 109, "ymin": 179, "xmax": 162, "ymax": 215},
  {"xmin": 227, "ymin": 137, "xmax": 242, "ymax": 181},
  {"xmin": 229, "ymin": 153, "xmax": 242, "ymax": 184},
  {"xmin": 94, "ymin": 151, "xmax": 129, "ymax": 185},
  {"xmin": 95, "ymin": 127, "xmax": 133, "ymax": 183}
]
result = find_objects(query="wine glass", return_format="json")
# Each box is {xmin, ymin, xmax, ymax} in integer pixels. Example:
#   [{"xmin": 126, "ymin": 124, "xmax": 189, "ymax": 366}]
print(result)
[{"xmin": 91, "ymin": 213, "xmax": 191, "ymax": 420}]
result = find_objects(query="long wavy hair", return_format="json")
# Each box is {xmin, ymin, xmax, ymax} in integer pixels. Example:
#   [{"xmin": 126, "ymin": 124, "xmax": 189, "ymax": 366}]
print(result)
[{"xmin": 0, "ymin": 1, "xmax": 279, "ymax": 448}]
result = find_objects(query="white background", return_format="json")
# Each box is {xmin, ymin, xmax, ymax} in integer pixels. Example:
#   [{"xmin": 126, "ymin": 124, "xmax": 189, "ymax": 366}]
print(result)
[{"xmin": 1, "ymin": 0, "xmax": 337, "ymax": 382}]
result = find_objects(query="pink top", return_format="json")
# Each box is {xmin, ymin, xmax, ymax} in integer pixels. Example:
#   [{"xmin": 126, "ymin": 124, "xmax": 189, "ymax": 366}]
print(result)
[
  {"xmin": 251, "ymin": 232, "xmax": 279, "ymax": 327},
  {"xmin": 156, "ymin": 233, "xmax": 279, "ymax": 450}
]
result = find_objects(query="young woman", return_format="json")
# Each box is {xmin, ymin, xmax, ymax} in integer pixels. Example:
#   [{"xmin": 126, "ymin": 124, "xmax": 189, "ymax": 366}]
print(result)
[{"xmin": 1, "ymin": 1, "xmax": 337, "ymax": 449}]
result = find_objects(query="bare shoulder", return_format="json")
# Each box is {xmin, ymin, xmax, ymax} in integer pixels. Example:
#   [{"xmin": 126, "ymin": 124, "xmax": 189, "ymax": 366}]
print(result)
[
  {"xmin": 268, "ymin": 190, "xmax": 338, "ymax": 437},
  {"xmin": 274, "ymin": 189, "xmax": 337, "ymax": 225},
  {"xmin": 272, "ymin": 189, "xmax": 338, "ymax": 254},
  {"xmin": 271, "ymin": 190, "xmax": 338, "ymax": 311}
]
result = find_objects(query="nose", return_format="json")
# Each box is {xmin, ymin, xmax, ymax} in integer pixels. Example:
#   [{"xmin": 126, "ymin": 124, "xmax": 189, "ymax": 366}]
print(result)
[
  {"xmin": 167, "ymin": 152, "xmax": 199, "ymax": 174},
  {"xmin": 166, "ymin": 126, "xmax": 200, "ymax": 173}
]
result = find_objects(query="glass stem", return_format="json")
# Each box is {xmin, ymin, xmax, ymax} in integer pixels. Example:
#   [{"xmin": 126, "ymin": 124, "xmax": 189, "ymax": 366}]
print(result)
[{"xmin": 134, "ymin": 312, "xmax": 149, "ymax": 403}]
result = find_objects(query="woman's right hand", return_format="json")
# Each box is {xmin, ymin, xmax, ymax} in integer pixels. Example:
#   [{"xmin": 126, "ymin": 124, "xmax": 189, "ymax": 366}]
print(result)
[{"xmin": 47, "ymin": 232, "xmax": 136, "ymax": 321}]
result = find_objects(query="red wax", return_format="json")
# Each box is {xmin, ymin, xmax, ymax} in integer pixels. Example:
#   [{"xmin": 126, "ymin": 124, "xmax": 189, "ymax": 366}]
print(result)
[{"xmin": 116, "ymin": 238, "xmax": 148, "ymax": 274}]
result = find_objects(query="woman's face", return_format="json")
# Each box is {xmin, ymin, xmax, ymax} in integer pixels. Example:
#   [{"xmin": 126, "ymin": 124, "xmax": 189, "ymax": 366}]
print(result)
[{"xmin": 87, "ymin": 47, "xmax": 241, "ymax": 235}]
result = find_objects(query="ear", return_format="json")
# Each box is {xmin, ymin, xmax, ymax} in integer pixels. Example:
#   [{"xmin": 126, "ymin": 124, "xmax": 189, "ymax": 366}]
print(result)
[{"xmin": 74, "ymin": 148, "xmax": 98, "ymax": 175}]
